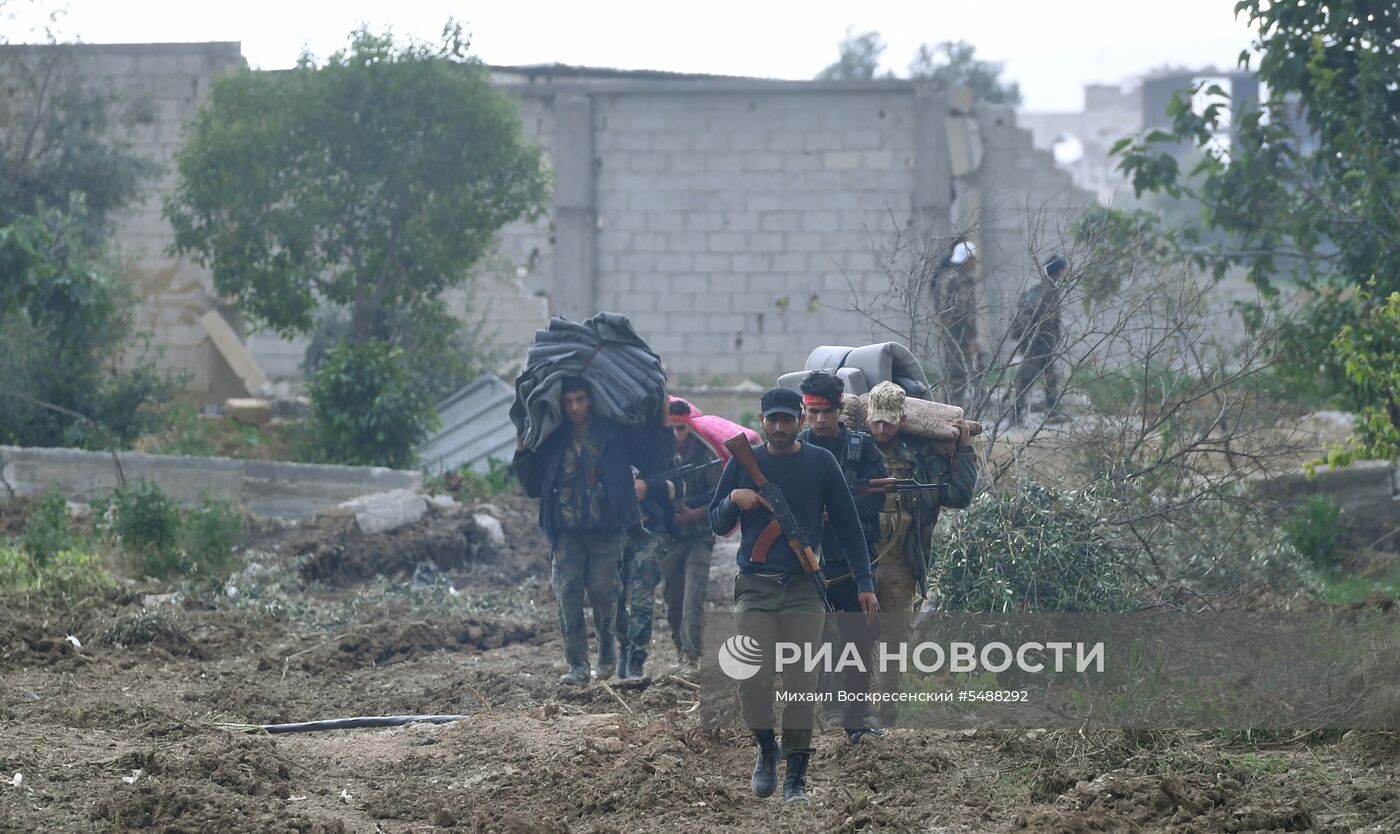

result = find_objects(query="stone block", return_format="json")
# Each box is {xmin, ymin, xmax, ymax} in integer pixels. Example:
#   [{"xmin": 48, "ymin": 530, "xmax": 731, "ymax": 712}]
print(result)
[
  {"xmin": 655, "ymin": 253, "xmax": 695, "ymax": 272},
  {"xmin": 693, "ymin": 254, "xmax": 730, "ymax": 272},
  {"xmin": 745, "ymin": 232, "xmax": 783, "ymax": 251},
  {"xmin": 731, "ymin": 254, "xmax": 772, "ymax": 273},
  {"xmin": 329, "ymin": 489, "xmax": 428, "ymax": 535},
  {"xmin": 721, "ymin": 211, "xmax": 760, "ymax": 231},
  {"xmin": 706, "ymin": 154, "xmax": 745, "ymax": 173},
  {"xmin": 759, "ymin": 212, "xmax": 800, "ymax": 232},
  {"xmin": 802, "ymin": 212, "xmax": 840, "ymax": 233},
  {"xmin": 783, "ymin": 232, "xmax": 823, "ymax": 252},
  {"xmin": 647, "ymin": 213, "xmax": 684, "ymax": 232},
  {"xmin": 708, "ymin": 232, "xmax": 745, "ymax": 252},
  {"xmin": 765, "ymin": 252, "xmax": 802, "ymax": 273},
  {"xmin": 226, "ymin": 398, "xmax": 273, "ymax": 427},
  {"xmin": 862, "ymin": 150, "xmax": 894, "ymax": 169}
]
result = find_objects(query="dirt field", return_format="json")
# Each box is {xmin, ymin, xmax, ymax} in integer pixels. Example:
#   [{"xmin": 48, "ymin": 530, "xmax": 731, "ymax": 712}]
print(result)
[{"xmin": 4, "ymin": 494, "xmax": 1399, "ymax": 833}]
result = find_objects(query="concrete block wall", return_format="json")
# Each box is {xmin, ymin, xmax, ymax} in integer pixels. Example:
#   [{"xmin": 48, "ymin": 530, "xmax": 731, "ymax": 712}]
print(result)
[
  {"xmin": 585, "ymin": 87, "xmax": 917, "ymax": 377},
  {"xmin": 0, "ymin": 445, "xmax": 421, "ymax": 518},
  {"xmin": 10, "ymin": 44, "xmax": 1099, "ymax": 397},
  {"xmin": 72, "ymin": 43, "xmax": 248, "ymax": 398}
]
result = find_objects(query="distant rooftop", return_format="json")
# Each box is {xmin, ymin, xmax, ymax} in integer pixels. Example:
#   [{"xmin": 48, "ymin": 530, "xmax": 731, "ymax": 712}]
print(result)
[{"xmin": 488, "ymin": 63, "xmax": 762, "ymax": 83}]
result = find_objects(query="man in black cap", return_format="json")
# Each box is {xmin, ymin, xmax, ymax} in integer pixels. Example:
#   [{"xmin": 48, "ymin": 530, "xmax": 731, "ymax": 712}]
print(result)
[
  {"xmin": 1009, "ymin": 254, "xmax": 1067, "ymax": 424},
  {"xmin": 709, "ymin": 387, "xmax": 879, "ymax": 807}
]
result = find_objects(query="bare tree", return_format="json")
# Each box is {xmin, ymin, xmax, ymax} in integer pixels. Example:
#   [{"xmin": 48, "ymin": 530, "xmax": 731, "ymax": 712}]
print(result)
[{"xmin": 838, "ymin": 206, "xmax": 1321, "ymax": 608}]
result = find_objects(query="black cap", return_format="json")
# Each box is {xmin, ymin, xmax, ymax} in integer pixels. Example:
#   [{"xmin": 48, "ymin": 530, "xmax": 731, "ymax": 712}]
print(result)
[
  {"xmin": 760, "ymin": 387, "xmax": 803, "ymax": 419},
  {"xmin": 1043, "ymin": 254, "xmax": 1069, "ymax": 278}
]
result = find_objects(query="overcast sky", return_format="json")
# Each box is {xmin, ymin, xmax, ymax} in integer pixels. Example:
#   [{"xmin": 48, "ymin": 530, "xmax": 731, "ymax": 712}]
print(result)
[{"xmin": 3, "ymin": 0, "xmax": 1260, "ymax": 112}]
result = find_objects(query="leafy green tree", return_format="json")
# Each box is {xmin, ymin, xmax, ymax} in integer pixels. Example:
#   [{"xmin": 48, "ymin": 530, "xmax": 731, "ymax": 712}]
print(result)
[
  {"xmin": 1114, "ymin": 0, "xmax": 1399, "ymax": 463},
  {"xmin": 908, "ymin": 40, "xmax": 1022, "ymax": 105},
  {"xmin": 814, "ymin": 31, "xmax": 1021, "ymax": 104},
  {"xmin": 165, "ymin": 25, "xmax": 550, "ymax": 344},
  {"xmin": 0, "ymin": 211, "xmax": 183, "ymax": 448},
  {"xmin": 1326, "ymin": 287, "xmax": 1400, "ymax": 468},
  {"xmin": 814, "ymin": 29, "xmax": 890, "ymax": 81}
]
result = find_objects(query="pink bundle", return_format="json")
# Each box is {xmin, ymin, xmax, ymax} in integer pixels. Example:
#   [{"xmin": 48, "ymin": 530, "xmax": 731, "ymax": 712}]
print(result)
[{"xmin": 669, "ymin": 396, "xmax": 760, "ymax": 461}]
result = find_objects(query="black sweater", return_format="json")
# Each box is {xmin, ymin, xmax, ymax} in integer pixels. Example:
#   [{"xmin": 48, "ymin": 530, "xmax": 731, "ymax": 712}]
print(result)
[{"xmin": 708, "ymin": 441, "xmax": 875, "ymax": 594}]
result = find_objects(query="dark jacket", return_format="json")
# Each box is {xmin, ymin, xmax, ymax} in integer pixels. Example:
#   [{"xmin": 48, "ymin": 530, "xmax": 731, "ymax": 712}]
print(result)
[
  {"xmin": 1010, "ymin": 279, "xmax": 1061, "ymax": 356},
  {"xmin": 513, "ymin": 417, "xmax": 672, "ymax": 546},
  {"xmin": 797, "ymin": 425, "xmax": 886, "ymax": 563},
  {"xmin": 878, "ymin": 435, "xmax": 977, "ymax": 587},
  {"xmin": 669, "ymin": 432, "xmax": 721, "ymax": 540}
]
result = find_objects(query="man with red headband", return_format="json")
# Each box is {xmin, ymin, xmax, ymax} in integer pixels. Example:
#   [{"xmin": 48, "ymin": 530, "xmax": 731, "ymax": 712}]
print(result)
[
  {"xmin": 656, "ymin": 399, "xmax": 722, "ymax": 678},
  {"xmin": 796, "ymin": 370, "xmax": 888, "ymax": 744}
]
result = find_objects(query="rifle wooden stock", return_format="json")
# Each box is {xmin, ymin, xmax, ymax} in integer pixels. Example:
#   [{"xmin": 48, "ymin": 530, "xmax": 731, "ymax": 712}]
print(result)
[
  {"xmin": 723, "ymin": 434, "xmax": 768, "ymax": 487},
  {"xmin": 722, "ymin": 434, "xmax": 821, "ymax": 574}
]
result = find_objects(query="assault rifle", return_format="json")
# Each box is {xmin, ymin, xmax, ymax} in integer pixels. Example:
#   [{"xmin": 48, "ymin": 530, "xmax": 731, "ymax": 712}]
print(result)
[
  {"xmin": 852, "ymin": 477, "xmax": 945, "ymax": 496},
  {"xmin": 657, "ymin": 458, "xmax": 722, "ymax": 482},
  {"xmin": 722, "ymin": 435, "xmax": 829, "ymax": 610}
]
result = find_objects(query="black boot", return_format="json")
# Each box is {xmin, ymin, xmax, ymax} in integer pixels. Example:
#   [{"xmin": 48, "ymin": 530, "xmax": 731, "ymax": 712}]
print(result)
[
  {"xmin": 612, "ymin": 640, "xmax": 629, "ymax": 680},
  {"xmin": 751, "ymin": 730, "xmax": 781, "ymax": 798},
  {"xmin": 625, "ymin": 648, "xmax": 647, "ymax": 680},
  {"xmin": 598, "ymin": 641, "xmax": 618, "ymax": 681},
  {"xmin": 783, "ymin": 752, "xmax": 811, "ymax": 806}
]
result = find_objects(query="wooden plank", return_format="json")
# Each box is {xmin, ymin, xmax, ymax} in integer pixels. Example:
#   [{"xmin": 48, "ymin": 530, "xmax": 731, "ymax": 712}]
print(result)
[{"xmin": 199, "ymin": 309, "xmax": 269, "ymax": 396}]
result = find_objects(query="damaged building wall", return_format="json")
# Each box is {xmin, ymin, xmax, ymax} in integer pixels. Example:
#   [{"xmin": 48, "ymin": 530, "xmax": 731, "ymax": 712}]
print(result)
[{"xmin": 3, "ymin": 43, "xmax": 1094, "ymax": 397}]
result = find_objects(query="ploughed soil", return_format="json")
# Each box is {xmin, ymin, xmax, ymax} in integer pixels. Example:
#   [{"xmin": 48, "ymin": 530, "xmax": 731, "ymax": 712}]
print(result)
[{"xmin": 3, "ymin": 494, "xmax": 1399, "ymax": 833}]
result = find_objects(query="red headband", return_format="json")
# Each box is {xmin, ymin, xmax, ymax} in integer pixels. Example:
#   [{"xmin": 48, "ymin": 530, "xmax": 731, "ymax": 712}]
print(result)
[
  {"xmin": 802, "ymin": 394, "xmax": 833, "ymax": 408},
  {"xmin": 669, "ymin": 413, "xmax": 692, "ymax": 426}
]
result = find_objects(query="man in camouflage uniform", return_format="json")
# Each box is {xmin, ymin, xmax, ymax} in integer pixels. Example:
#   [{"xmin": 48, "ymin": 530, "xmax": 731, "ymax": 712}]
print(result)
[
  {"xmin": 1009, "ymin": 253, "xmax": 1066, "ymax": 424},
  {"xmin": 657, "ymin": 399, "xmax": 721, "ymax": 678},
  {"xmin": 513, "ymin": 377, "xmax": 670, "ymax": 686},
  {"xmin": 865, "ymin": 381, "xmax": 978, "ymax": 726},
  {"xmin": 928, "ymin": 239, "xmax": 981, "ymax": 408}
]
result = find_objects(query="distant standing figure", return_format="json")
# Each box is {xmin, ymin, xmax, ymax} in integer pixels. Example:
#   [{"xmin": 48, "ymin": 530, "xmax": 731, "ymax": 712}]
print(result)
[
  {"xmin": 1009, "ymin": 254, "xmax": 1067, "ymax": 424},
  {"xmin": 929, "ymin": 239, "xmax": 981, "ymax": 408}
]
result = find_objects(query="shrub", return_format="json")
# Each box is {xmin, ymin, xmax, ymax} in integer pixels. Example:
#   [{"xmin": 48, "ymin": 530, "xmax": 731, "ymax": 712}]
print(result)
[
  {"xmin": 430, "ymin": 458, "xmax": 517, "ymax": 503},
  {"xmin": 0, "ymin": 545, "xmax": 114, "ymax": 598},
  {"xmin": 103, "ymin": 483, "xmax": 245, "ymax": 579},
  {"xmin": 22, "ymin": 486, "xmax": 75, "ymax": 563},
  {"xmin": 180, "ymin": 496, "xmax": 244, "ymax": 577},
  {"xmin": 308, "ymin": 340, "xmax": 437, "ymax": 469},
  {"xmin": 109, "ymin": 480, "xmax": 182, "ymax": 578},
  {"xmin": 937, "ymin": 480, "xmax": 1134, "ymax": 612},
  {"xmin": 1283, "ymin": 496, "xmax": 1343, "ymax": 569}
]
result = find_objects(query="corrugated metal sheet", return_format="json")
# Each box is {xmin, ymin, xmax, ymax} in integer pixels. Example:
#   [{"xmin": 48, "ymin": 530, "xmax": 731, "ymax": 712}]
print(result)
[{"xmin": 419, "ymin": 374, "xmax": 517, "ymax": 475}]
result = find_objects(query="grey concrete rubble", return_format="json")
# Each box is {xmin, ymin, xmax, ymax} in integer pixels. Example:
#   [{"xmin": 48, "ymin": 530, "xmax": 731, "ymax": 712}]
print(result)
[{"xmin": 329, "ymin": 489, "xmax": 430, "ymax": 535}]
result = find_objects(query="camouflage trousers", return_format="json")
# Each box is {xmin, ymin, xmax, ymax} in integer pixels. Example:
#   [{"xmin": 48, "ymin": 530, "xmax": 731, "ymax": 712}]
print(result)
[
  {"xmin": 616, "ymin": 531, "xmax": 661, "ymax": 653},
  {"xmin": 1013, "ymin": 347, "xmax": 1061, "ymax": 419},
  {"xmin": 551, "ymin": 529, "xmax": 624, "ymax": 668},
  {"xmin": 871, "ymin": 555, "xmax": 919, "ymax": 725}
]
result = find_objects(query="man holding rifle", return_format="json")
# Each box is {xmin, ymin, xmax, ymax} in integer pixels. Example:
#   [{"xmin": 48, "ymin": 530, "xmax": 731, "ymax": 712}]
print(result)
[
  {"xmin": 709, "ymin": 387, "xmax": 879, "ymax": 807},
  {"xmin": 864, "ymin": 381, "xmax": 977, "ymax": 727}
]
